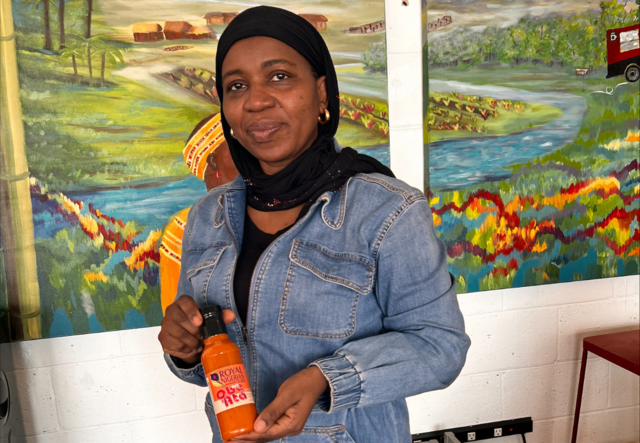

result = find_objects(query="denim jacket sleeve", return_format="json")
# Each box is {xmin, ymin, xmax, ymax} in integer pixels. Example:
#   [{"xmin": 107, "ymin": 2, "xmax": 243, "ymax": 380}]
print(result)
[
  {"xmin": 309, "ymin": 196, "xmax": 471, "ymax": 413},
  {"xmin": 163, "ymin": 205, "xmax": 208, "ymax": 388}
]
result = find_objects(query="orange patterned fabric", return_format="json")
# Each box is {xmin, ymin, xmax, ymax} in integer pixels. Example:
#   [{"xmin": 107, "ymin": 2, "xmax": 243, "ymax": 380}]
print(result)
[
  {"xmin": 160, "ymin": 207, "xmax": 190, "ymax": 314},
  {"xmin": 182, "ymin": 113, "xmax": 225, "ymax": 180}
]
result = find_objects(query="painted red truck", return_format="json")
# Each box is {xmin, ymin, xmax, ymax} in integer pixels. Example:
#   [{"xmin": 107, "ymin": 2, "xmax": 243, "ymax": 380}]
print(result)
[{"xmin": 606, "ymin": 24, "xmax": 639, "ymax": 82}]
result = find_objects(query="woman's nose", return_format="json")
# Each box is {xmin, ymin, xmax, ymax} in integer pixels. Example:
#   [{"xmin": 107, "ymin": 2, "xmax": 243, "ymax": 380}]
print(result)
[{"xmin": 243, "ymin": 84, "xmax": 275, "ymax": 112}]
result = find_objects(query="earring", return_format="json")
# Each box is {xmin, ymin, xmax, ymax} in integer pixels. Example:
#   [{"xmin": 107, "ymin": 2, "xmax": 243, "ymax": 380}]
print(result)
[
  {"xmin": 230, "ymin": 128, "xmax": 236, "ymax": 139},
  {"xmin": 318, "ymin": 108, "xmax": 330, "ymax": 125}
]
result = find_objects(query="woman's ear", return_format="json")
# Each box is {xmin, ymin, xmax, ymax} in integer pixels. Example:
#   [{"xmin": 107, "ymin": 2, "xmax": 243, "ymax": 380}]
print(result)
[{"xmin": 316, "ymin": 75, "xmax": 328, "ymax": 112}]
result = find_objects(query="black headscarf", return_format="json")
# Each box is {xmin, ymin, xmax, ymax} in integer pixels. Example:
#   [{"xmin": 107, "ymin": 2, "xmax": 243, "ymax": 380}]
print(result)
[{"xmin": 215, "ymin": 6, "xmax": 394, "ymax": 211}]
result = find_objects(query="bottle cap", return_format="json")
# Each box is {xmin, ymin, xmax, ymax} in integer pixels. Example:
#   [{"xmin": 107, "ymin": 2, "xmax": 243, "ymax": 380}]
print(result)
[{"xmin": 200, "ymin": 305, "xmax": 227, "ymax": 339}]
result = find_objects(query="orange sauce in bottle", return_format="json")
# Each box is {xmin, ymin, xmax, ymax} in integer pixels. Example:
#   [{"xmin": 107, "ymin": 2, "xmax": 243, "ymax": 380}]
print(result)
[{"xmin": 200, "ymin": 305, "xmax": 258, "ymax": 441}]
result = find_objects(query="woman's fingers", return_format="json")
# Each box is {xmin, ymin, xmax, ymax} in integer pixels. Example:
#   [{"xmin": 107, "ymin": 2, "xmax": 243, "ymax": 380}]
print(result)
[
  {"xmin": 159, "ymin": 295, "xmax": 204, "ymax": 357},
  {"xmin": 254, "ymin": 390, "xmax": 295, "ymax": 433},
  {"xmin": 231, "ymin": 413, "xmax": 296, "ymax": 442},
  {"xmin": 231, "ymin": 409, "xmax": 299, "ymax": 442},
  {"xmin": 158, "ymin": 296, "xmax": 236, "ymax": 359},
  {"xmin": 174, "ymin": 295, "xmax": 203, "ymax": 328},
  {"xmin": 230, "ymin": 394, "xmax": 300, "ymax": 441},
  {"xmin": 166, "ymin": 321, "xmax": 203, "ymax": 352},
  {"xmin": 222, "ymin": 309, "xmax": 236, "ymax": 325},
  {"xmin": 231, "ymin": 367, "xmax": 327, "ymax": 442},
  {"xmin": 159, "ymin": 333, "xmax": 200, "ymax": 358}
]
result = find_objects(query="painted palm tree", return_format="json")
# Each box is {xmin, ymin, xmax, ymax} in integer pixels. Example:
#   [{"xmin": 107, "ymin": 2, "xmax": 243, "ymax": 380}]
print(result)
[
  {"xmin": 91, "ymin": 36, "xmax": 124, "ymax": 87},
  {"xmin": 24, "ymin": 0, "xmax": 54, "ymax": 51},
  {"xmin": 78, "ymin": 35, "xmax": 102, "ymax": 86},
  {"xmin": 60, "ymin": 37, "xmax": 84, "ymax": 85}
]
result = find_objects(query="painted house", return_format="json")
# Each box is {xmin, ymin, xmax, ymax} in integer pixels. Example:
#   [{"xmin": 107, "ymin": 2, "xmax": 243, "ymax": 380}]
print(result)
[
  {"xmin": 203, "ymin": 12, "xmax": 237, "ymax": 25},
  {"xmin": 342, "ymin": 20, "xmax": 385, "ymax": 34},
  {"xmin": 427, "ymin": 16, "xmax": 452, "ymax": 33},
  {"xmin": 299, "ymin": 14, "xmax": 328, "ymax": 30},
  {"xmin": 132, "ymin": 23, "xmax": 164, "ymax": 42},
  {"xmin": 187, "ymin": 26, "xmax": 216, "ymax": 40},
  {"xmin": 164, "ymin": 21, "xmax": 192, "ymax": 40},
  {"xmin": 223, "ymin": 12, "xmax": 238, "ymax": 24},
  {"xmin": 204, "ymin": 12, "xmax": 224, "ymax": 25}
]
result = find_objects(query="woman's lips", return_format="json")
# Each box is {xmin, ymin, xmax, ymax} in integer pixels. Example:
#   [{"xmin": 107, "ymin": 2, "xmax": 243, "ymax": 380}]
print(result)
[{"xmin": 246, "ymin": 121, "xmax": 282, "ymax": 142}]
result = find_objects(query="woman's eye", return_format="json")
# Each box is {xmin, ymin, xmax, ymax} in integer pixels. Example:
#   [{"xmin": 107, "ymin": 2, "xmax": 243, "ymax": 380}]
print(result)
[
  {"xmin": 271, "ymin": 73, "xmax": 288, "ymax": 82},
  {"xmin": 229, "ymin": 83, "xmax": 244, "ymax": 92}
]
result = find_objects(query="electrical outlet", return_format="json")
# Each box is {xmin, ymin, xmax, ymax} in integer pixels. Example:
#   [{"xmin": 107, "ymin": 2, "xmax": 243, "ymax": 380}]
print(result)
[
  {"xmin": 494, "ymin": 428, "xmax": 502, "ymax": 437},
  {"xmin": 468, "ymin": 432, "xmax": 476, "ymax": 441}
]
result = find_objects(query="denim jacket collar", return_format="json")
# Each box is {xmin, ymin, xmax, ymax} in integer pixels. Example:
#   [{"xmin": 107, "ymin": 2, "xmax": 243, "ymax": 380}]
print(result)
[{"xmin": 219, "ymin": 173, "xmax": 344, "ymax": 235}]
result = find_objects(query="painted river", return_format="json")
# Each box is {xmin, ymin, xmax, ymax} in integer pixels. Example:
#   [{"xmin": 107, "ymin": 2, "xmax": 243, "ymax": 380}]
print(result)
[
  {"xmin": 428, "ymin": 80, "xmax": 586, "ymax": 190},
  {"xmin": 69, "ymin": 81, "xmax": 586, "ymax": 232}
]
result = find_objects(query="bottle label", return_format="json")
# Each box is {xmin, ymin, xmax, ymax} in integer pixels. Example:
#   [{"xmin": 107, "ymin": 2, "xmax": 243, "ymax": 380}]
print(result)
[{"xmin": 206, "ymin": 364, "xmax": 255, "ymax": 414}]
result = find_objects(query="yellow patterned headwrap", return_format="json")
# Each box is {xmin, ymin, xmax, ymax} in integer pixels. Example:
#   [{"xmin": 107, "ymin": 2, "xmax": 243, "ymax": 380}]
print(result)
[{"xmin": 183, "ymin": 113, "xmax": 226, "ymax": 180}]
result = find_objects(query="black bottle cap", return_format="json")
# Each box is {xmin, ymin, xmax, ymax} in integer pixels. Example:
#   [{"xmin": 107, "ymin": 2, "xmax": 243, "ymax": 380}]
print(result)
[{"xmin": 200, "ymin": 305, "xmax": 227, "ymax": 339}]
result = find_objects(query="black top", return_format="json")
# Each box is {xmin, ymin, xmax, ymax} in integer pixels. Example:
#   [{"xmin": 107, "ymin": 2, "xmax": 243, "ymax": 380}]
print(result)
[{"xmin": 233, "ymin": 213, "xmax": 290, "ymax": 325}]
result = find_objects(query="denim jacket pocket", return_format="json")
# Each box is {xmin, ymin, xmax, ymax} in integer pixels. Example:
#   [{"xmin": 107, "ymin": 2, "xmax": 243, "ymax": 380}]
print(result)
[
  {"xmin": 185, "ymin": 243, "xmax": 228, "ymax": 304},
  {"xmin": 284, "ymin": 425, "xmax": 356, "ymax": 443},
  {"xmin": 279, "ymin": 239, "xmax": 374, "ymax": 339}
]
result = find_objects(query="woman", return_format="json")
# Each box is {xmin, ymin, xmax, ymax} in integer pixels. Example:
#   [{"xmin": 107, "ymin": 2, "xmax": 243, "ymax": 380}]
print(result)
[
  {"xmin": 158, "ymin": 6, "xmax": 470, "ymax": 443},
  {"xmin": 159, "ymin": 112, "xmax": 238, "ymax": 315}
]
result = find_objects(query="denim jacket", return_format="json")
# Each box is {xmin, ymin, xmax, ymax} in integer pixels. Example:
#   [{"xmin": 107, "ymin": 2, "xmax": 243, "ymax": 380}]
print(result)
[{"xmin": 164, "ymin": 172, "xmax": 471, "ymax": 443}]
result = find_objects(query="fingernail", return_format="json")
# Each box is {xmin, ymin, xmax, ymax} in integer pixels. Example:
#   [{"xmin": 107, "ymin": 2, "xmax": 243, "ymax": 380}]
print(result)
[
  {"xmin": 254, "ymin": 420, "xmax": 267, "ymax": 432},
  {"xmin": 197, "ymin": 346, "xmax": 203, "ymax": 353}
]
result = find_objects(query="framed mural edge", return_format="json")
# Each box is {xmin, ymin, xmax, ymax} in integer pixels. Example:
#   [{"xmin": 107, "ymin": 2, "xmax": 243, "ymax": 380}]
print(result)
[{"xmin": 422, "ymin": 0, "xmax": 639, "ymax": 294}]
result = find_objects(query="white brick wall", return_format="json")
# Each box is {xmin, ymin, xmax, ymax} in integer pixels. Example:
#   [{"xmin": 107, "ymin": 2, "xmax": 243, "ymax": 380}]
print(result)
[
  {"xmin": 7, "ymin": 278, "xmax": 636, "ymax": 443},
  {"xmin": 1, "ymin": 1, "xmax": 639, "ymax": 442},
  {"xmin": 407, "ymin": 275, "xmax": 640, "ymax": 442}
]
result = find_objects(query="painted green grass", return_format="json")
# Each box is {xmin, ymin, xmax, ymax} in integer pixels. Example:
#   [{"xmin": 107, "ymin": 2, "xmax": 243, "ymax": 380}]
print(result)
[
  {"xmin": 18, "ymin": 47, "xmax": 215, "ymax": 190},
  {"xmin": 336, "ymin": 119, "xmax": 386, "ymax": 148},
  {"xmin": 336, "ymin": 65, "xmax": 388, "ymax": 92}
]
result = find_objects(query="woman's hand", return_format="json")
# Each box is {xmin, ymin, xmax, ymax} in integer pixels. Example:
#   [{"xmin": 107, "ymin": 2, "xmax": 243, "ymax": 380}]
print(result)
[
  {"xmin": 231, "ymin": 366, "xmax": 329, "ymax": 442},
  {"xmin": 158, "ymin": 295, "xmax": 236, "ymax": 365}
]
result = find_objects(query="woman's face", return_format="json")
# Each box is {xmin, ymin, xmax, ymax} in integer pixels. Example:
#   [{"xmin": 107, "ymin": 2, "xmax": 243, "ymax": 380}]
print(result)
[{"xmin": 221, "ymin": 36, "xmax": 328, "ymax": 175}]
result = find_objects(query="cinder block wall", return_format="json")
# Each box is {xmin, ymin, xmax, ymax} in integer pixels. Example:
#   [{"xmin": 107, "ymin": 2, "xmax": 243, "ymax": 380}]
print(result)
[{"xmin": 1, "ymin": 1, "xmax": 638, "ymax": 443}]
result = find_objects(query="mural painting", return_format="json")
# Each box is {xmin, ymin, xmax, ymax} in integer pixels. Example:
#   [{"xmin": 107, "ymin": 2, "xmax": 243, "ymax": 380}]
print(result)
[
  {"xmin": 422, "ymin": 0, "xmax": 639, "ymax": 293},
  {"xmin": 0, "ymin": 0, "xmax": 389, "ymax": 341}
]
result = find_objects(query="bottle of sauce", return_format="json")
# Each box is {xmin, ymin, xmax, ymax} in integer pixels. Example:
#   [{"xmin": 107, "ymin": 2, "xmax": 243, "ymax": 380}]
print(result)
[{"xmin": 200, "ymin": 305, "xmax": 257, "ymax": 441}]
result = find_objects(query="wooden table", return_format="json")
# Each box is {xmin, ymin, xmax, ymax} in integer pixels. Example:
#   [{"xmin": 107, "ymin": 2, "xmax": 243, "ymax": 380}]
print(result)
[{"xmin": 571, "ymin": 329, "xmax": 639, "ymax": 443}]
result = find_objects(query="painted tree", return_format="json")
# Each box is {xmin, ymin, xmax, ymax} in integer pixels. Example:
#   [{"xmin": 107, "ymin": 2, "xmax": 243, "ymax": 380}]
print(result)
[
  {"xmin": 78, "ymin": 35, "xmax": 102, "ymax": 86},
  {"xmin": 58, "ymin": 0, "xmax": 66, "ymax": 49},
  {"xmin": 85, "ymin": 0, "xmax": 93, "ymax": 85},
  {"xmin": 91, "ymin": 36, "xmax": 124, "ymax": 87},
  {"xmin": 25, "ymin": 0, "xmax": 54, "ymax": 51},
  {"xmin": 60, "ymin": 36, "xmax": 84, "ymax": 84},
  {"xmin": 598, "ymin": 0, "xmax": 630, "ymax": 31},
  {"xmin": 363, "ymin": 42, "xmax": 387, "ymax": 73}
]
